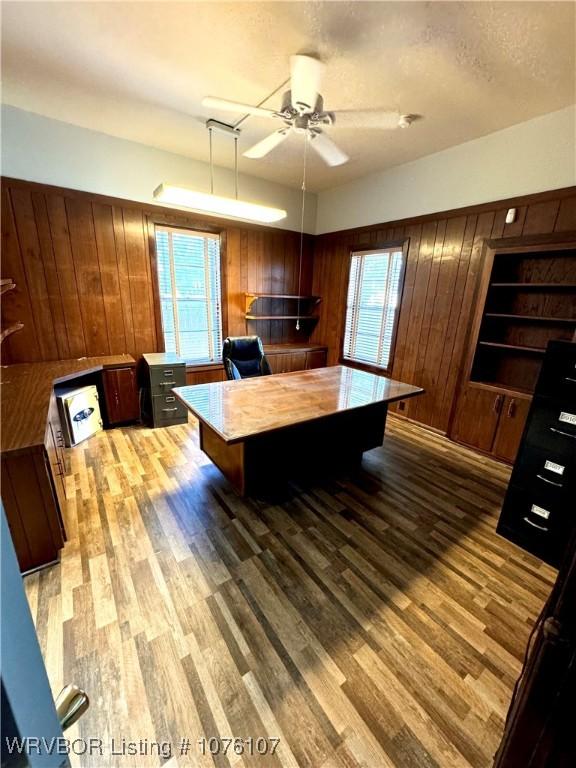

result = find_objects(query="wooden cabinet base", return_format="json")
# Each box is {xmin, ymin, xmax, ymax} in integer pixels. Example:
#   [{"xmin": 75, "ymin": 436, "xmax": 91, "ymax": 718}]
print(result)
[
  {"xmin": 450, "ymin": 383, "xmax": 531, "ymax": 464},
  {"xmin": 1, "ymin": 451, "xmax": 65, "ymax": 573},
  {"xmin": 198, "ymin": 402, "xmax": 387, "ymax": 496}
]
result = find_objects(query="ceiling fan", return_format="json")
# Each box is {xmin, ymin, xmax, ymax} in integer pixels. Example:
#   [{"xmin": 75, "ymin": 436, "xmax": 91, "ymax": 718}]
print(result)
[{"xmin": 202, "ymin": 54, "xmax": 415, "ymax": 167}]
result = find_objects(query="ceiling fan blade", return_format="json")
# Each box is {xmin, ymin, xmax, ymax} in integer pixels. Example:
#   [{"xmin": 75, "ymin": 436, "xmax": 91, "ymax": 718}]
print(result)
[
  {"xmin": 202, "ymin": 96, "xmax": 277, "ymax": 118},
  {"xmin": 243, "ymin": 129, "xmax": 291, "ymax": 159},
  {"xmin": 309, "ymin": 132, "xmax": 349, "ymax": 166},
  {"xmin": 331, "ymin": 110, "xmax": 408, "ymax": 129},
  {"xmin": 290, "ymin": 55, "xmax": 324, "ymax": 114}
]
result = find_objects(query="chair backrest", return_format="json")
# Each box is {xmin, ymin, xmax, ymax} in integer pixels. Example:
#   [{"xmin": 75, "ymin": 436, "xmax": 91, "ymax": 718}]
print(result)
[{"xmin": 222, "ymin": 336, "xmax": 272, "ymax": 380}]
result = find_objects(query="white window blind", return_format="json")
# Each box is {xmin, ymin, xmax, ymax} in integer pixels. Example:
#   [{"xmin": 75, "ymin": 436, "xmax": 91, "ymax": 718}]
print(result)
[
  {"xmin": 155, "ymin": 226, "xmax": 222, "ymax": 364},
  {"xmin": 343, "ymin": 247, "xmax": 404, "ymax": 371}
]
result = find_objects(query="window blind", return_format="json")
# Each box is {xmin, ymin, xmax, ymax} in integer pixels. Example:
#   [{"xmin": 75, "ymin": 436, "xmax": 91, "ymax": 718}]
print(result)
[
  {"xmin": 343, "ymin": 247, "xmax": 404, "ymax": 371},
  {"xmin": 155, "ymin": 226, "xmax": 222, "ymax": 364}
]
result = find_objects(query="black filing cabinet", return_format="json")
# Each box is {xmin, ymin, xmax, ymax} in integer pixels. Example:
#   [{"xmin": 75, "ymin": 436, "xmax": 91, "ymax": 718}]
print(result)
[
  {"xmin": 142, "ymin": 353, "xmax": 188, "ymax": 427},
  {"xmin": 497, "ymin": 341, "xmax": 576, "ymax": 568}
]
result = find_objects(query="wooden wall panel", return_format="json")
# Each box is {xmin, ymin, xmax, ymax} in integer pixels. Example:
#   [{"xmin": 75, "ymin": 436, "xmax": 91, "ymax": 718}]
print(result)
[
  {"xmin": 312, "ymin": 187, "xmax": 576, "ymax": 433},
  {"xmin": 1, "ymin": 177, "xmax": 314, "ymax": 364}
]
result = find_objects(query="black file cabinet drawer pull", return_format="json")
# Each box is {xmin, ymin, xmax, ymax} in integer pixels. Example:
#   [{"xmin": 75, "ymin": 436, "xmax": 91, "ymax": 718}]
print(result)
[
  {"xmin": 536, "ymin": 473, "xmax": 563, "ymax": 487},
  {"xmin": 523, "ymin": 517, "xmax": 549, "ymax": 532},
  {"xmin": 162, "ymin": 407, "xmax": 178, "ymax": 412},
  {"xmin": 550, "ymin": 426, "xmax": 576, "ymax": 439}
]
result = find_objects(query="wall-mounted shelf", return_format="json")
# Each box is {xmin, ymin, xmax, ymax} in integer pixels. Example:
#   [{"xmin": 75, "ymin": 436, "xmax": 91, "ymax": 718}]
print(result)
[
  {"xmin": 1, "ymin": 279, "xmax": 16, "ymax": 296},
  {"xmin": 244, "ymin": 293, "xmax": 321, "ymax": 314},
  {"xmin": 1, "ymin": 322, "xmax": 24, "ymax": 344},
  {"xmin": 246, "ymin": 314, "xmax": 318, "ymax": 321},
  {"xmin": 1, "ymin": 278, "xmax": 23, "ymax": 345}
]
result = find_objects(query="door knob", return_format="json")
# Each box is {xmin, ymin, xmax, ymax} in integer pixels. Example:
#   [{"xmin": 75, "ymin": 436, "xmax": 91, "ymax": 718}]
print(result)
[{"xmin": 55, "ymin": 684, "xmax": 89, "ymax": 731}]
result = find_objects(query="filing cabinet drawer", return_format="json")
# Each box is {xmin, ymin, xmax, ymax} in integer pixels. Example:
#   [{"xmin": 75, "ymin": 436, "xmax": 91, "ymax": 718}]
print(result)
[
  {"xmin": 511, "ymin": 444, "xmax": 572, "ymax": 508},
  {"xmin": 151, "ymin": 393, "xmax": 188, "ymax": 425},
  {"xmin": 498, "ymin": 485, "xmax": 570, "ymax": 567},
  {"xmin": 149, "ymin": 365, "xmax": 186, "ymax": 393},
  {"xmin": 525, "ymin": 397, "xmax": 576, "ymax": 454}
]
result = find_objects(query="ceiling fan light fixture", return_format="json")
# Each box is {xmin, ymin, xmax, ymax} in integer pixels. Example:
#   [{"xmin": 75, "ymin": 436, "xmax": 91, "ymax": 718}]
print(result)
[{"xmin": 153, "ymin": 184, "xmax": 287, "ymax": 224}]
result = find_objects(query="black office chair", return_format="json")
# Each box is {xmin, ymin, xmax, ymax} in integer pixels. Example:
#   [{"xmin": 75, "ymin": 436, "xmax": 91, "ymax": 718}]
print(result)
[{"xmin": 222, "ymin": 336, "xmax": 272, "ymax": 380}]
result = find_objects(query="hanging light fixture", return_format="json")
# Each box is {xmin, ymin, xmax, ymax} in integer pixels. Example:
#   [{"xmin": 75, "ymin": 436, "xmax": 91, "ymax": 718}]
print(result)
[{"xmin": 153, "ymin": 120, "xmax": 287, "ymax": 224}]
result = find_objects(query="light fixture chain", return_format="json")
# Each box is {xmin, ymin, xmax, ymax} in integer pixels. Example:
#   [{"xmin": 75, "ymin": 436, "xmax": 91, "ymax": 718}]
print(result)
[
  {"xmin": 234, "ymin": 135, "xmax": 239, "ymax": 200},
  {"xmin": 296, "ymin": 133, "xmax": 309, "ymax": 331},
  {"xmin": 209, "ymin": 127, "xmax": 214, "ymax": 195}
]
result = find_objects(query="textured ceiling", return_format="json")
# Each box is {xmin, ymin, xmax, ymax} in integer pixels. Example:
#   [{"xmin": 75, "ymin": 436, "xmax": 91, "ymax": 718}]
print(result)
[{"xmin": 1, "ymin": 1, "xmax": 574, "ymax": 192}]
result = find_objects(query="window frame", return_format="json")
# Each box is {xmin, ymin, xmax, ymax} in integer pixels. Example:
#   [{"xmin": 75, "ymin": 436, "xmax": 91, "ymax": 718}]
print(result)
[
  {"xmin": 148, "ymin": 218, "xmax": 227, "ymax": 367},
  {"xmin": 339, "ymin": 239, "xmax": 408, "ymax": 377}
]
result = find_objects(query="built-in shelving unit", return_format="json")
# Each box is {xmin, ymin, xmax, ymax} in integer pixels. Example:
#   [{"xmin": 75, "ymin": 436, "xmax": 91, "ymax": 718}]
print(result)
[
  {"xmin": 470, "ymin": 242, "xmax": 576, "ymax": 394},
  {"xmin": 450, "ymin": 237, "xmax": 576, "ymax": 464}
]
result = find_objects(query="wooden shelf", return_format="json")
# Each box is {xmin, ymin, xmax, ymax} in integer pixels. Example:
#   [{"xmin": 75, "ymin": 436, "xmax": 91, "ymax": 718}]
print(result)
[
  {"xmin": 485, "ymin": 313, "xmax": 576, "ymax": 323},
  {"xmin": 1, "ymin": 279, "xmax": 16, "ymax": 296},
  {"xmin": 246, "ymin": 315, "xmax": 318, "ymax": 321},
  {"xmin": 490, "ymin": 283, "xmax": 576, "ymax": 289},
  {"xmin": 478, "ymin": 341, "xmax": 546, "ymax": 354},
  {"xmin": 470, "ymin": 379, "xmax": 534, "ymax": 397},
  {"xmin": 0, "ymin": 322, "xmax": 24, "ymax": 344},
  {"xmin": 245, "ymin": 292, "xmax": 321, "ymax": 314}
]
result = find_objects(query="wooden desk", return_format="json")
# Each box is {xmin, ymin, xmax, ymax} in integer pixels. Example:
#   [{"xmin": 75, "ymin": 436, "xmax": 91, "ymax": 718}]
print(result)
[
  {"xmin": 175, "ymin": 365, "xmax": 423, "ymax": 494},
  {"xmin": 1, "ymin": 354, "xmax": 135, "ymax": 571}
]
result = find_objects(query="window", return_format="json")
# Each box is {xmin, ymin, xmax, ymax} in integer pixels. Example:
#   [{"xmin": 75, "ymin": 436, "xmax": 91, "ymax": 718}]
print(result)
[
  {"xmin": 343, "ymin": 246, "xmax": 405, "ymax": 371},
  {"xmin": 155, "ymin": 226, "xmax": 222, "ymax": 364}
]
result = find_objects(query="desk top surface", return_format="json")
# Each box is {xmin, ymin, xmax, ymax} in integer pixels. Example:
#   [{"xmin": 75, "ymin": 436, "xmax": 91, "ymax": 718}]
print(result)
[
  {"xmin": 174, "ymin": 365, "xmax": 423, "ymax": 444},
  {"xmin": 1, "ymin": 354, "xmax": 135, "ymax": 454}
]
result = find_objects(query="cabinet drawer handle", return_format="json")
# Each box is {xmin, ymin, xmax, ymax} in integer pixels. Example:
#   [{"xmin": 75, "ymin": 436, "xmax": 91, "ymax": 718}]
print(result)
[
  {"xmin": 536, "ymin": 474, "xmax": 563, "ymax": 488},
  {"xmin": 159, "ymin": 381, "xmax": 176, "ymax": 386},
  {"xmin": 165, "ymin": 396, "xmax": 175, "ymax": 402},
  {"xmin": 164, "ymin": 369, "xmax": 174, "ymax": 376},
  {"xmin": 523, "ymin": 517, "xmax": 549, "ymax": 532},
  {"xmin": 162, "ymin": 407, "xmax": 179, "ymax": 412},
  {"xmin": 550, "ymin": 427, "xmax": 576, "ymax": 439},
  {"xmin": 507, "ymin": 398, "xmax": 516, "ymax": 418},
  {"xmin": 564, "ymin": 377, "xmax": 576, "ymax": 383},
  {"xmin": 493, "ymin": 394, "xmax": 503, "ymax": 414}
]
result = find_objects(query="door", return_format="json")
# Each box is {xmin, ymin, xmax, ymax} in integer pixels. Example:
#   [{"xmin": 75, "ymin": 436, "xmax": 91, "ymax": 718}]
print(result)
[
  {"xmin": 102, "ymin": 367, "xmax": 139, "ymax": 425},
  {"xmin": 492, "ymin": 396, "xmax": 532, "ymax": 463},
  {"xmin": 450, "ymin": 385, "xmax": 503, "ymax": 453}
]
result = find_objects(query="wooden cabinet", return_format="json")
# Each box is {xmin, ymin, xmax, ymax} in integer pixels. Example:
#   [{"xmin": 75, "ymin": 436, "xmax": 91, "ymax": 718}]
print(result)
[
  {"xmin": 102, "ymin": 366, "xmax": 139, "ymax": 425},
  {"xmin": 492, "ymin": 396, "xmax": 532, "ymax": 463},
  {"xmin": 451, "ymin": 386, "xmax": 503, "ymax": 453},
  {"xmin": 267, "ymin": 345, "xmax": 327, "ymax": 374},
  {"xmin": 451, "ymin": 384, "xmax": 531, "ymax": 462}
]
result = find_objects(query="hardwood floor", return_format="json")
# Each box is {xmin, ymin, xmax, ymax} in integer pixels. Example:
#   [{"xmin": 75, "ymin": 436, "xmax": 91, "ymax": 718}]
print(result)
[{"xmin": 25, "ymin": 416, "xmax": 555, "ymax": 768}]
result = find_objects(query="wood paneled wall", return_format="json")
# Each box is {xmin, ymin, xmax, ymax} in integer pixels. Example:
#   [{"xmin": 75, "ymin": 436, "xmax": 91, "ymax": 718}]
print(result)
[
  {"xmin": 311, "ymin": 188, "xmax": 576, "ymax": 433},
  {"xmin": 0, "ymin": 177, "xmax": 314, "ymax": 364}
]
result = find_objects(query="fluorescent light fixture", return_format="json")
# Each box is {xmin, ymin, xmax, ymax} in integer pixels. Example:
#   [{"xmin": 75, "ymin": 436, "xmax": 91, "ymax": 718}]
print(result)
[{"xmin": 153, "ymin": 184, "xmax": 287, "ymax": 224}]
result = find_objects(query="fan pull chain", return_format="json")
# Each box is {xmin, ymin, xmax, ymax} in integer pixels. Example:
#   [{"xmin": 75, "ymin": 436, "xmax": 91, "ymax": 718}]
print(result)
[
  {"xmin": 209, "ymin": 126, "xmax": 214, "ymax": 195},
  {"xmin": 296, "ymin": 133, "xmax": 309, "ymax": 331},
  {"xmin": 234, "ymin": 135, "xmax": 239, "ymax": 199}
]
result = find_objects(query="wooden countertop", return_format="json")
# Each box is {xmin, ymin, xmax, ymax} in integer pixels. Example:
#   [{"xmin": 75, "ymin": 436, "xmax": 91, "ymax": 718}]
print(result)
[
  {"xmin": 1, "ymin": 355, "xmax": 135, "ymax": 455},
  {"xmin": 174, "ymin": 364, "xmax": 423, "ymax": 444}
]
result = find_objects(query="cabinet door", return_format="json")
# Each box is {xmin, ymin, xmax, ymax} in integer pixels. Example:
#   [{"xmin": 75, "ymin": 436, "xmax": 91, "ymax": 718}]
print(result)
[
  {"xmin": 451, "ymin": 386, "xmax": 503, "ymax": 453},
  {"xmin": 102, "ymin": 367, "xmax": 139, "ymax": 425},
  {"xmin": 289, "ymin": 352, "xmax": 307, "ymax": 371},
  {"xmin": 306, "ymin": 349, "xmax": 327, "ymax": 369},
  {"xmin": 492, "ymin": 396, "xmax": 532, "ymax": 463}
]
